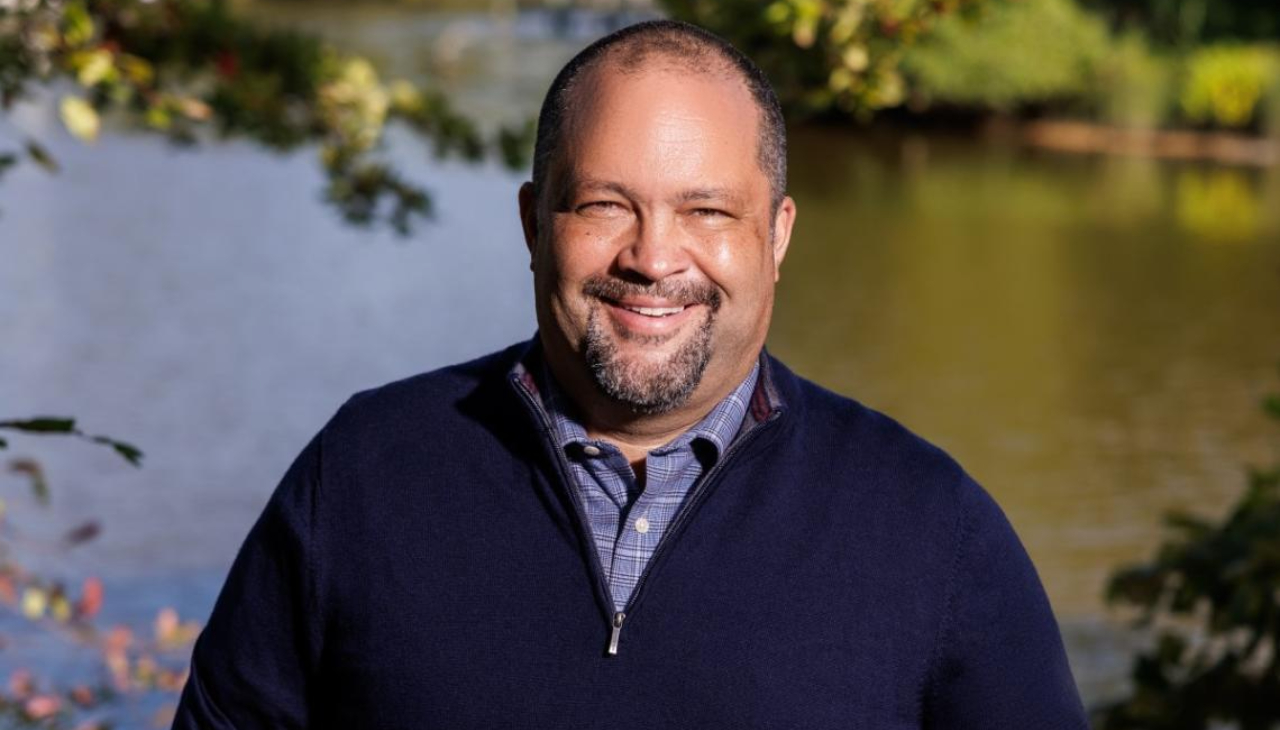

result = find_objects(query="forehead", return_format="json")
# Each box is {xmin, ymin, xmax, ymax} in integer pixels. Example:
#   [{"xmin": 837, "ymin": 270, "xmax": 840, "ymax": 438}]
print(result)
[{"xmin": 555, "ymin": 64, "xmax": 765, "ymax": 195}]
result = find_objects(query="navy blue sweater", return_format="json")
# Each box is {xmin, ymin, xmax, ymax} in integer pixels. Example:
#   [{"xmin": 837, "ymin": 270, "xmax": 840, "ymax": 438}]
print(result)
[{"xmin": 174, "ymin": 342, "xmax": 1087, "ymax": 729}]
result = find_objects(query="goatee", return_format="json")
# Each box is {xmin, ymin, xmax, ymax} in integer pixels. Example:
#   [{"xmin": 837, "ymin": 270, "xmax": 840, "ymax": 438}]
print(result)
[{"xmin": 580, "ymin": 275, "xmax": 721, "ymax": 415}]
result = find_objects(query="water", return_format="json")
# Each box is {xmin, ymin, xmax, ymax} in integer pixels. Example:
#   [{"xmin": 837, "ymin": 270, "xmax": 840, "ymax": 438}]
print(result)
[{"xmin": 2, "ymin": 2, "xmax": 1279, "ymax": 715}]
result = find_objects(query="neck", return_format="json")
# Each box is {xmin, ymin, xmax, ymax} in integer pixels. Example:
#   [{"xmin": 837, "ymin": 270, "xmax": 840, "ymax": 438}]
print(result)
[{"xmin": 542, "ymin": 347, "xmax": 756, "ymax": 466}]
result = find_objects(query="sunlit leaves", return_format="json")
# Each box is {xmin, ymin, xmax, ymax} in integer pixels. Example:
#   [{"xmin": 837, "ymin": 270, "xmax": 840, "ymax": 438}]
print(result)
[
  {"xmin": 60, "ymin": 1, "xmax": 94, "ymax": 48},
  {"xmin": 59, "ymin": 95, "xmax": 99, "ymax": 141},
  {"xmin": 2, "ymin": 0, "xmax": 530, "ymax": 234},
  {"xmin": 664, "ymin": 0, "xmax": 982, "ymax": 116},
  {"xmin": 73, "ymin": 47, "xmax": 114, "ymax": 87},
  {"xmin": 21, "ymin": 586, "xmax": 47, "ymax": 620}
]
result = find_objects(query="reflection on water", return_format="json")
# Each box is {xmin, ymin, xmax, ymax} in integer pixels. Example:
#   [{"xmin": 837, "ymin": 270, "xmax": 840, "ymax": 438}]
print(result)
[
  {"xmin": 2, "ymin": 2, "xmax": 1279, "ymax": 707},
  {"xmin": 1174, "ymin": 167, "xmax": 1269, "ymax": 243},
  {"xmin": 775, "ymin": 129, "xmax": 1280, "ymax": 620}
]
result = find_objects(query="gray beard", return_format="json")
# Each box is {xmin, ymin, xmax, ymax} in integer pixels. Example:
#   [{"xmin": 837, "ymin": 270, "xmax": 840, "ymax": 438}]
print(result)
[{"xmin": 582, "ymin": 305, "xmax": 716, "ymax": 416}]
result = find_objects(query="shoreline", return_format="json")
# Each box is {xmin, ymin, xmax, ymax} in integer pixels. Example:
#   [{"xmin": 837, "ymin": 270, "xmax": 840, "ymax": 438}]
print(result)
[{"xmin": 1013, "ymin": 119, "xmax": 1278, "ymax": 167}]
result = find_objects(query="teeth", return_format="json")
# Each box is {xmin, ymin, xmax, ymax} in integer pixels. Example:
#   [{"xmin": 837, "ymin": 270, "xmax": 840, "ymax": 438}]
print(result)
[{"xmin": 625, "ymin": 305, "xmax": 686, "ymax": 317}]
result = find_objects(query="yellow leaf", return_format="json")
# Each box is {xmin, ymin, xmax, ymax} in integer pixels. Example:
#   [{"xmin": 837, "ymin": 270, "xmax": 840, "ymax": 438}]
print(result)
[
  {"xmin": 60, "ymin": 96, "xmax": 100, "ymax": 142},
  {"xmin": 50, "ymin": 595, "xmax": 72, "ymax": 622},
  {"xmin": 842, "ymin": 45, "xmax": 870, "ymax": 73},
  {"xmin": 21, "ymin": 588, "xmax": 47, "ymax": 619},
  {"xmin": 77, "ymin": 48, "xmax": 114, "ymax": 87},
  {"xmin": 119, "ymin": 54, "xmax": 154, "ymax": 86}
]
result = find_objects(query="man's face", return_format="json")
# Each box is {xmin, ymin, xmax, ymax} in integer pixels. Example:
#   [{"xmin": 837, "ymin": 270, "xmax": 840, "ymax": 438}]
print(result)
[{"xmin": 522, "ymin": 63, "xmax": 795, "ymax": 417}]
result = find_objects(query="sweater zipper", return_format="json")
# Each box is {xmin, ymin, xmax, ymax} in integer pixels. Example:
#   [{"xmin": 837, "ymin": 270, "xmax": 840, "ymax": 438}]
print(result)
[
  {"xmin": 511, "ymin": 378, "xmax": 624, "ymax": 631},
  {"xmin": 512, "ymin": 373, "xmax": 784, "ymax": 657},
  {"xmin": 608, "ymin": 409, "xmax": 782, "ymax": 654}
]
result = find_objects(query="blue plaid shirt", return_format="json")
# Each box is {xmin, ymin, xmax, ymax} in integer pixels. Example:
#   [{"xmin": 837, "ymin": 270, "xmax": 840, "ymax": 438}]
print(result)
[{"xmin": 535, "ymin": 361, "xmax": 758, "ymax": 610}]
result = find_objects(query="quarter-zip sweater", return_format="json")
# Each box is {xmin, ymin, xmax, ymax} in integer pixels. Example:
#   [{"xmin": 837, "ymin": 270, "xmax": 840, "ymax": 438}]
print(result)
[{"xmin": 174, "ymin": 341, "xmax": 1088, "ymax": 730}]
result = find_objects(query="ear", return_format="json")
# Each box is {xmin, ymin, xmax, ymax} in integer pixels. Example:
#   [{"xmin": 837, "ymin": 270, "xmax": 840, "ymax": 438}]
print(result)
[
  {"xmin": 769, "ymin": 195, "xmax": 797, "ymax": 282},
  {"xmin": 518, "ymin": 182, "xmax": 539, "ymax": 271}
]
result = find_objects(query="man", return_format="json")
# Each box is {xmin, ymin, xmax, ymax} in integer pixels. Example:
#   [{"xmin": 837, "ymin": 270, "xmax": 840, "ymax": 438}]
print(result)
[{"xmin": 174, "ymin": 19, "xmax": 1087, "ymax": 729}]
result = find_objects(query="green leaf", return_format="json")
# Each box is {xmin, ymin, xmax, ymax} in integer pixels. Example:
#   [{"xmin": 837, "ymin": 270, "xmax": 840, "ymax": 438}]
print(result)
[
  {"xmin": 61, "ymin": 1, "xmax": 95, "ymax": 47},
  {"xmin": 0, "ymin": 418, "xmax": 77, "ymax": 434},
  {"xmin": 90, "ymin": 435, "xmax": 144, "ymax": 467},
  {"xmin": 25, "ymin": 140, "xmax": 60, "ymax": 174},
  {"xmin": 1263, "ymin": 394, "xmax": 1280, "ymax": 421}
]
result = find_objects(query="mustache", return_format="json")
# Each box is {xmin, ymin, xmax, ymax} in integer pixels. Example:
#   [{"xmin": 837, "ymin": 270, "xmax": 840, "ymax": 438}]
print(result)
[{"xmin": 581, "ymin": 275, "xmax": 722, "ymax": 311}]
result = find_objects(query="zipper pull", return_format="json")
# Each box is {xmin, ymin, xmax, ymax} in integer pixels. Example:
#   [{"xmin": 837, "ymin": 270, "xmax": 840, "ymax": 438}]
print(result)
[{"xmin": 607, "ymin": 611, "xmax": 626, "ymax": 656}]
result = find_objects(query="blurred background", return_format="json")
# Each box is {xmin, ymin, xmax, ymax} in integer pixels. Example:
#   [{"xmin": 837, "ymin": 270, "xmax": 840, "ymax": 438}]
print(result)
[{"xmin": 1, "ymin": 0, "xmax": 1279, "ymax": 727}]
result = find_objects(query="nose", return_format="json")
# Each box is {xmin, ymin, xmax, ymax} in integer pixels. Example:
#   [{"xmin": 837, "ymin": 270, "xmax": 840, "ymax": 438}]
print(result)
[{"xmin": 614, "ymin": 213, "xmax": 692, "ymax": 283}]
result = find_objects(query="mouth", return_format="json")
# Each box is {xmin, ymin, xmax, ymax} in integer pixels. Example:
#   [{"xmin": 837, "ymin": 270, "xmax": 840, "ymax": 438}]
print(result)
[
  {"xmin": 599, "ymin": 297, "xmax": 700, "ymax": 337},
  {"xmin": 616, "ymin": 303, "xmax": 688, "ymax": 318}
]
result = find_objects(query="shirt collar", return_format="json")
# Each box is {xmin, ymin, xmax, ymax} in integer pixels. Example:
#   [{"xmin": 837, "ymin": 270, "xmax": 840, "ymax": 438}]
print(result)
[{"xmin": 514, "ymin": 343, "xmax": 759, "ymax": 464}]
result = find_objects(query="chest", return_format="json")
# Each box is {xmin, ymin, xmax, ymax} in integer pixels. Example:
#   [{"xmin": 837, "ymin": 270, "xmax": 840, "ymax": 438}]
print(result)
[{"xmin": 312, "ymin": 460, "xmax": 939, "ymax": 729}]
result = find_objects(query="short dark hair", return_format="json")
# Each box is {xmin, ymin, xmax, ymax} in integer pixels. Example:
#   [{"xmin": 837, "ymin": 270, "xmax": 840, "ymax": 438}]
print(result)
[{"xmin": 531, "ymin": 19, "xmax": 788, "ymax": 211}]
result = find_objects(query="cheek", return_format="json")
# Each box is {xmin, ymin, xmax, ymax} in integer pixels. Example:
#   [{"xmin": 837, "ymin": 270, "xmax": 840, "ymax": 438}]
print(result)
[
  {"xmin": 701, "ymin": 236, "xmax": 775, "ymax": 301},
  {"xmin": 549, "ymin": 222, "xmax": 624, "ymax": 280}
]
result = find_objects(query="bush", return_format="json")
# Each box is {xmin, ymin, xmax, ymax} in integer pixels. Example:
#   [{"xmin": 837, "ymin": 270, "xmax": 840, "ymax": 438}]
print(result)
[
  {"xmin": 1179, "ymin": 44, "xmax": 1280, "ymax": 130},
  {"xmin": 659, "ymin": 0, "xmax": 996, "ymax": 117},
  {"xmin": 901, "ymin": 0, "xmax": 1112, "ymax": 112},
  {"xmin": 1095, "ymin": 32, "xmax": 1176, "ymax": 129},
  {"xmin": 1094, "ymin": 384, "xmax": 1280, "ymax": 729}
]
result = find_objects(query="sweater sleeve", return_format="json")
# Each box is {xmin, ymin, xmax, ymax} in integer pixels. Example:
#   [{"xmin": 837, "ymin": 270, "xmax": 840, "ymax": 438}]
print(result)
[
  {"xmin": 171, "ymin": 428, "xmax": 326, "ymax": 730},
  {"xmin": 922, "ymin": 477, "xmax": 1088, "ymax": 729}
]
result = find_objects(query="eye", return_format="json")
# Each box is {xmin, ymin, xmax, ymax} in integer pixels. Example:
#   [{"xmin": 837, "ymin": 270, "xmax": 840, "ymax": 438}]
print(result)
[
  {"xmin": 577, "ymin": 201, "xmax": 628, "ymax": 217},
  {"xmin": 689, "ymin": 207, "xmax": 732, "ymax": 221}
]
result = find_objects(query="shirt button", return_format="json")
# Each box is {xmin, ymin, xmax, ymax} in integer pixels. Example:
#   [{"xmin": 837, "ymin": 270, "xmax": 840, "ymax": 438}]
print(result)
[
  {"xmin": 582, "ymin": 445, "xmax": 601, "ymax": 457},
  {"xmin": 634, "ymin": 516, "xmax": 650, "ymax": 534}
]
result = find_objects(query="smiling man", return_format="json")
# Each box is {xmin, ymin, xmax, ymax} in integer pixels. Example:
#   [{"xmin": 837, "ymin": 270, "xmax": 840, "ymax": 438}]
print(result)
[{"xmin": 175, "ymin": 19, "xmax": 1087, "ymax": 730}]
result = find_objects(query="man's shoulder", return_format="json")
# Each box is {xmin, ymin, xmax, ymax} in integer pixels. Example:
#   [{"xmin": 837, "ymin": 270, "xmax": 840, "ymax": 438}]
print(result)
[
  {"xmin": 769, "ymin": 356, "xmax": 984, "ymax": 508},
  {"xmin": 324, "ymin": 341, "xmax": 527, "ymax": 439},
  {"xmin": 774, "ymin": 357, "xmax": 957, "ymax": 467}
]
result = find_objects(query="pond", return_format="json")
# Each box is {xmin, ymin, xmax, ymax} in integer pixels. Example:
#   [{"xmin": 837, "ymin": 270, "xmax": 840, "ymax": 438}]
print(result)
[{"xmin": 2, "ymin": 1, "xmax": 1279, "ymax": 713}]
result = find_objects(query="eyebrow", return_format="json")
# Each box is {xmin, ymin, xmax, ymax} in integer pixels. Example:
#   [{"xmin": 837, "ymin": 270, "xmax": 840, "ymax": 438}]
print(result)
[
  {"xmin": 674, "ymin": 187, "xmax": 743, "ymax": 206},
  {"xmin": 568, "ymin": 179, "xmax": 638, "ymax": 199},
  {"xmin": 557, "ymin": 179, "xmax": 746, "ymax": 209}
]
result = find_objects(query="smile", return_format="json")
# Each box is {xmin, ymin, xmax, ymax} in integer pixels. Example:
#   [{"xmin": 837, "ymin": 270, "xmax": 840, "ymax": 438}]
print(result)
[
  {"xmin": 621, "ymin": 305, "xmax": 687, "ymax": 317},
  {"xmin": 600, "ymin": 297, "xmax": 701, "ymax": 337}
]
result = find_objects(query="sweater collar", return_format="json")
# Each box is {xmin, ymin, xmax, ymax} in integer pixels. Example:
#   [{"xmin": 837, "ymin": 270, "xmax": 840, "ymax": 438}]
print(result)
[{"xmin": 508, "ymin": 335, "xmax": 786, "ymax": 435}]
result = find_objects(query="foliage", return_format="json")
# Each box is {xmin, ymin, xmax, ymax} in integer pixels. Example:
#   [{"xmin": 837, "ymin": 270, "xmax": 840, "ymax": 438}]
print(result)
[
  {"xmin": 1093, "ymin": 381, "xmax": 1280, "ymax": 729},
  {"xmin": 1178, "ymin": 44, "xmax": 1280, "ymax": 130},
  {"xmin": 901, "ymin": 0, "xmax": 1111, "ymax": 111},
  {"xmin": 1094, "ymin": 31, "xmax": 1174, "ymax": 128},
  {"xmin": 659, "ymin": 0, "xmax": 994, "ymax": 117},
  {"xmin": 1082, "ymin": 0, "xmax": 1280, "ymax": 47},
  {"xmin": 0, "ymin": 427, "xmax": 195, "ymax": 729},
  {"xmin": 0, "ymin": 0, "xmax": 532, "ymax": 234}
]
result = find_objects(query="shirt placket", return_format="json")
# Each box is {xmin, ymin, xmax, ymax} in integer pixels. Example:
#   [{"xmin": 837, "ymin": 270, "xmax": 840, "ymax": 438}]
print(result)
[{"xmin": 607, "ymin": 444, "xmax": 699, "ymax": 609}]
